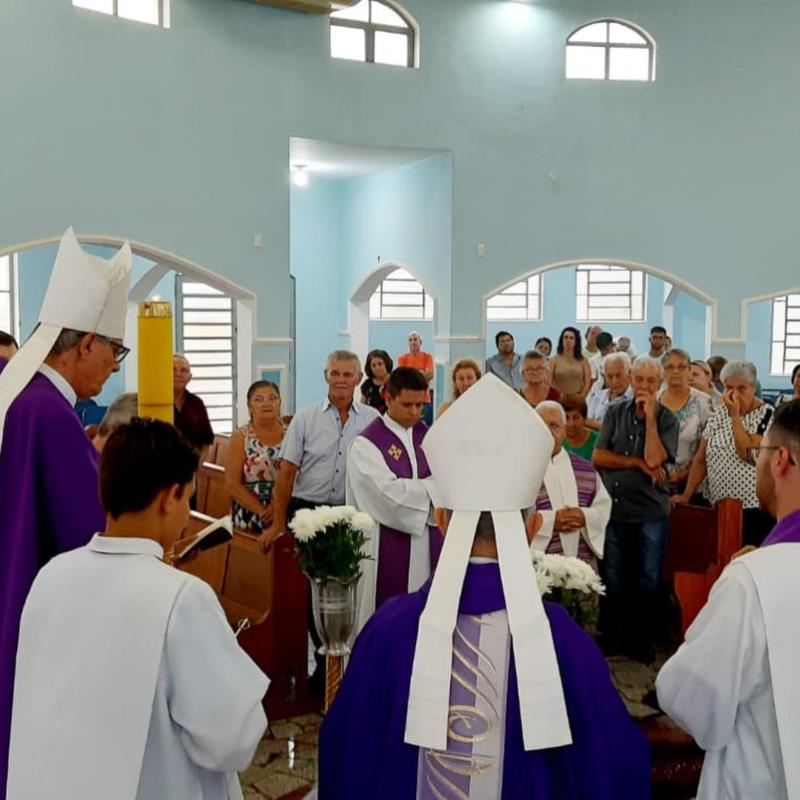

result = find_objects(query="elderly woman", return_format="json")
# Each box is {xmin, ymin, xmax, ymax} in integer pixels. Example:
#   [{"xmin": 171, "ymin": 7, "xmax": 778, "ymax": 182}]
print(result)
[
  {"xmin": 225, "ymin": 380, "xmax": 284, "ymax": 533},
  {"xmin": 658, "ymin": 350, "xmax": 713, "ymax": 492},
  {"xmin": 519, "ymin": 350, "xmax": 561, "ymax": 407},
  {"xmin": 561, "ymin": 394, "xmax": 599, "ymax": 461},
  {"xmin": 436, "ymin": 358, "xmax": 481, "ymax": 418},
  {"xmin": 360, "ymin": 349, "xmax": 393, "ymax": 414},
  {"xmin": 549, "ymin": 327, "xmax": 592, "ymax": 398},
  {"xmin": 91, "ymin": 393, "xmax": 138, "ymax": 453},
  {"xmin": 673, "ymin": 361, "xmax": 774, "ymax": 546}
]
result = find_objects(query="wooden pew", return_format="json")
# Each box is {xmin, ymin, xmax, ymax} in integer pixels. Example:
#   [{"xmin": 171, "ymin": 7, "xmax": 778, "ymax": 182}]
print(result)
[
  {"xmin": 663, "ymin": 498, "xmax": 743, "ymax": 635},
  {"xmin": 195, "ymin": 462, "xmax": 230, "ymax": 518},
  {"xmin": 210, "ymin": 434, "xmax": 230, "ymax": 467},
  {"xmin": 174, "ymin": 512, "xmax": 313, "ymax": 718}
]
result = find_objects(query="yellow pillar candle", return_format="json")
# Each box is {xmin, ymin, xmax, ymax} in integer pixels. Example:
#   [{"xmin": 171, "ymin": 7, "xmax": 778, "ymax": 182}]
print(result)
[{"xmin": 137, "ymin": 301, "xmax": 174, "ymax": 423}]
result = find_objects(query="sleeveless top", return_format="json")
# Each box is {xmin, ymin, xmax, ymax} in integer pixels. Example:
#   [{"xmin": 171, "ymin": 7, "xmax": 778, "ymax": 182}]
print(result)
[
  {"xmin": 551, "ymin": 355, "xmax": 586, "ymax": 396},
  {"xmin": 230, "ymin": 423, "xmax": 282, "ymax": 532}
]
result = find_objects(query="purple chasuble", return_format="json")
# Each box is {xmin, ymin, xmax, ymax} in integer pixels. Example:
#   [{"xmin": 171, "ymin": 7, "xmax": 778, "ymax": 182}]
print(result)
[
  {"xmin": 319, "ymin": 562, "xmax": 651, "ymax": 799},
  {"xmin": 360, "ymin": 417, "xmax": 443, "ymax": 607},
  {"xmin": 762, "ymin": 508, "xmax": 800, "ymax": 546},
  {"xmin": 536, "ymin": 452, "xmax": 598, "ymax": 567},
  {"xmin": 0, "ymin": 362, "xmax": 105, "ymax": 799}
]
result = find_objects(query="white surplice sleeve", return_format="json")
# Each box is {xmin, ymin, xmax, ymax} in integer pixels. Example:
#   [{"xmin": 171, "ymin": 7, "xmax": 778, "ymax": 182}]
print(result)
[
  {"xmin": 656, "ymin": 562, "xmax": 767, "ymax": 750},
  {"xmin": 166, "ymin": 580, "xmax": 269, "ymax": 773},
  {"xmin": 531, "ymin": 509, "xmax": 556, "ymax": 553},
  {"xmin": 346, "ymin": 436, "xmax": 432, "ymax": 535},
  {"xmin": 581, "ymin": 474, "xmax": 611, "ymax": 558}
]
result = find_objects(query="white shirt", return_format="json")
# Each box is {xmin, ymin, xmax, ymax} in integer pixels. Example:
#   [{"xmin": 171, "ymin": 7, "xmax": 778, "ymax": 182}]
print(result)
[
  {"xmin": 656, "ymin": 558, "xmax": 786, "ymax": 800},
  {"xmin": 8, "ymin": 535, "xmax": 269, "ymax": 800},
  {"xmin": 38, "ymin": 362, "xmax": 77, "ymax": 405},
  {"xmin": 346, "ymin": 414, "xmax": 434, "ymax": 633},
  {"xmin": 586, "ymin": 384, "xmax": 633, "ymax": 424}
]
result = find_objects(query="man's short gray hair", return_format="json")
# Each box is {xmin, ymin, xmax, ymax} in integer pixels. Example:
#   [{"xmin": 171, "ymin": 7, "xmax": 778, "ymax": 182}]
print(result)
[
  {"xmin": 602, "ymin": 351, "xmax": 631, "ymax": 373},
  {"xmin": 98, "ymin": 393, "xmax": 139, "ymax": 437},
  {"xmin": 720, "ymin": 360, "xmax": 758, "ymax": 387},
  {"xmin": 325, "ymin": 350, "xmax": 361, "ymax": 373},
  {"xmin": 48, "ymin": 328, "xmax": 85, "ymax": 356},
  {"xmin": 632, "ymin": 354, "xmax": 664, "ymax": 378},
  {"xmin": 536, "ymin": 400, "xmax": 566, "ymax": 425}
]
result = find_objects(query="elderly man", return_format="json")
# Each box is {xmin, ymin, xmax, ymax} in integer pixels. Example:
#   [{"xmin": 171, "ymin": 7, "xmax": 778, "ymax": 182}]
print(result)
[
  {"xmin": 91, "ymin": 392, "xmax": 138, "ymax": 452},
  {"xmin": 532, "ymin": 402, "xmax": 611, "ymax": 572},
  {"xmin": 485, "ymin": 330, "xmax": 524, "ymax": 390},
  {"xmin": 398, "ymin": 331, "xmax": 434, "ymax": 424},
  {"xmin": 586, "ymin": 352, "xmax": 633, "ymax": 430},
  {"xmin": 0, "ymin": 228, "xmax": 131, "ymax": 797},
  {"xmin": 593, "ymin": 356, "xmax": 678, "ymax": 662},
  {"xmin": 347, "ymin": 367, "xmax": 441, "ymax": 633},
  {"xmin": 320, "ymin": 376, "xmax": 649, "ymax": 799},
  {"xmin": 263, "ymin": 350, "xmax": 380, "ymax": 549},
  {"xmin": 657, "ymin": 400, "xmax": 800, "ymax": 799},
  {"xmin": 173, "ymin": 354, "xmax": 214, "ymax": 458}
]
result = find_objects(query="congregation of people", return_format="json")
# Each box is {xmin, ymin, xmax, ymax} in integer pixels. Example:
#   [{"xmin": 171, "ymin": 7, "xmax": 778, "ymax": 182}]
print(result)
[{"xmin": 3, "ymin": 236, "xmax": 800, "ymax": 799}]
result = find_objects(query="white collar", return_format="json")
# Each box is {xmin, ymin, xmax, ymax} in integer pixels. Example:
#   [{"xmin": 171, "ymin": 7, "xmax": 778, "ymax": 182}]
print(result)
[
  {"xmin": 469, "ymin": 557, "xmax": 499, "ymax": 564},
  {"xmin": 88, "ymin": 533, "xmax": 164, "ymax": 559},
  {"xmin": 322, "ymin": 397, "xmax": 360, "ymax": 414},
  {"xmin": 383, "ymin": 413, "xmax": 414, "ymax": 442},
  {"xmin": 38, "ymin": 363, "xmax": 77, "ymax": 406}
]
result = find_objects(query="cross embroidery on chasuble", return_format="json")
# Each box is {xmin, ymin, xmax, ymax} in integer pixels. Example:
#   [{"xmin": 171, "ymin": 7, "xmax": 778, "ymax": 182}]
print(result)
[{"xmin": 388, "ymin": 444, "xmax": 404, "ymax": 461}]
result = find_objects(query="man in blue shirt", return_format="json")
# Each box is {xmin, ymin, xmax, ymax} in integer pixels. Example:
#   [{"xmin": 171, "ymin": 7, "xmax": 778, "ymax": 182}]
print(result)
[{"xmin": 485, "ymin": 331, "xmax": 523, "ymax": 390}]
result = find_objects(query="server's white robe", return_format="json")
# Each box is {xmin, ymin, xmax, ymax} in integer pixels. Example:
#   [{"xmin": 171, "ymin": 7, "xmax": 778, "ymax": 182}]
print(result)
[
  {"xmin": 7, "ymin": 534, "xmax": 269, "ymax": 800},
  {"xmin": 656, "ymin": 545, "xmax": 800, "ymax": 800},
  {"xmin": 531, "ymin": 449, "xmax": 611, "ymax": 560},
  {"xmin": 346, "ymin": 415, "xmax": 434, "ymax": 635}
]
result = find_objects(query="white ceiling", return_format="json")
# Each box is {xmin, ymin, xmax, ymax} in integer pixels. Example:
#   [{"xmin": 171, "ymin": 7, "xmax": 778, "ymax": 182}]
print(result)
[{"xmin": 289, "ymin": 137, "xmax": 446, "ymax": 179}]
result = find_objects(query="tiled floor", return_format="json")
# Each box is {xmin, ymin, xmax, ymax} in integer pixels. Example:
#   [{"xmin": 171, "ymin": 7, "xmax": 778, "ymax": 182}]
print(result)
[{"xmin": 243, "ymin": 650, "xmax": 697, "ymax": 800}]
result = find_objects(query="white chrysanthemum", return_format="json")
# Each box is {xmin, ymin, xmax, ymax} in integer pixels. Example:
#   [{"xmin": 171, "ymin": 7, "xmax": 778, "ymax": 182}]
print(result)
[
  {"xmin": 351, "ymin": 511, "xmax": 375, "ymax": 533},
  {"xmin": 536, "ymin": 570, "xmax": 553, "ymax": 596},
  {"xmin": 530, "ymin": 550, "xmax": 605, "ymax": 595},
  {"xmin": 289, "ymin": 509, "xmax": 318, "ymax": 542}
]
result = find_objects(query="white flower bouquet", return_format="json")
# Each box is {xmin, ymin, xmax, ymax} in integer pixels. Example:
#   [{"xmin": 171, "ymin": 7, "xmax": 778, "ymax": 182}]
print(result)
[
  {"xmin": 532, "ymin": 551, "xmax": 605, "ymax": 633},
  {"xmin": 289, "ymin": 505, "xmax": 373, "ymax": 582}
]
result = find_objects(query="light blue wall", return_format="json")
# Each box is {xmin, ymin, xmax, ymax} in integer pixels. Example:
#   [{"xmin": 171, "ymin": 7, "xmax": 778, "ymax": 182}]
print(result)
[
  {"xmin": 672, "ymin": 290, "xmax": 707, "ymax": 362},
  {"xmin": 368, "ymin": 320, "xmax": 435, "ymax": 366},
  {"xmin": 6, "ymin": 0, "xmax": 800, "ymax": 397}
]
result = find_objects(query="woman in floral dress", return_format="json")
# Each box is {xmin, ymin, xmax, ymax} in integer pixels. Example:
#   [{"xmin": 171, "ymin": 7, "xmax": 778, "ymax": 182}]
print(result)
[{"xmin": 225, "ymin": 381, "xmax": 284, "ymax": 533}]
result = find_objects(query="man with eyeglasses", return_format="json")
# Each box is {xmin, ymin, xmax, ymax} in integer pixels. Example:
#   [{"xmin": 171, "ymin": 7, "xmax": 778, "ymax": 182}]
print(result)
[
  {"xmin": 658, "ymin": 399, "xmax": 800, "ymax": 800},
  {"xmin": 0, "ymin": 228, "xmax": 131, "ymax": 794}
]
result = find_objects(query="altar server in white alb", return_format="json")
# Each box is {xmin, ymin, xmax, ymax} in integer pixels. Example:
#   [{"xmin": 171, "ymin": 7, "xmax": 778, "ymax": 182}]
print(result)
[
  {"xmin": 7, "ymin": 419, "xmax": 269, "ymax": 800},
  {"xmin": 532, "ymin": 402, "xmax": 611, "ymax": 572},
  {"xmin": 657, "ymin": 399, "xmax": 800, "ymax": 800},
  {"xmin": 347, "ymin": 366, "xmax": 441, "ymax": 633}
]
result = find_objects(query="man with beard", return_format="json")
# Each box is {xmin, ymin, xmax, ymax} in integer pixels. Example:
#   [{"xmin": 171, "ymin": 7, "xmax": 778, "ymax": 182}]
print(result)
[{"xmin": 657, "ymin": 399, "xmax": 800, "ymax": 799}]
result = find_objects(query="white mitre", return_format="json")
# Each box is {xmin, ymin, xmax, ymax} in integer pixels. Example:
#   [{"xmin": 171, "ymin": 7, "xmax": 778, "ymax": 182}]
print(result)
[
  {"xmin": 404, "ymin": 374, "xmax": 572, "ymax": 752},
  {"xmin": 0, "ymin": 227, "xmax": 132, "ymax": 447}
]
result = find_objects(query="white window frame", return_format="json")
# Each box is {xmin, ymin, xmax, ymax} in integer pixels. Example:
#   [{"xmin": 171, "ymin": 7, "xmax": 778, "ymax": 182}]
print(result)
[
  {"xmin": 176, "ymin": 277, "xmax": 237, "ymax": 434},
  {"xmin": 369, "ymin": 268, "xmax": 433, "ymax": 321},
  {"xmin": 575, "ymin": 264, "xmax": 646, "ymax": 322},
  {"xmin": 566, "ymin": 18, "xmax": 655, "ymax": 82},
  {"xmin": 330, "ymin": 0, "xmax": 418, "ymax": 68},
  {"xmin": 770, "ymin": 294, "xmax": 800, "ymax": 376},
  {"xmin": 72, "ymin": 0, "xmax": 170, "ymax": 29},
  {"xmin": 486, "ymin": 275, "xmax": 543, "ymax": 321},
  {"xmin": 0, "ymin": 254, "xmax": 19, "ymax": 342}
]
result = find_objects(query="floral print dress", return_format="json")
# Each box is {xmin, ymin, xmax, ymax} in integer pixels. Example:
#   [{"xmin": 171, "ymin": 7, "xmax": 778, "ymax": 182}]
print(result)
[{"xmin": 231, "ymin": 423, "xmax": 281, "ymax": 533}]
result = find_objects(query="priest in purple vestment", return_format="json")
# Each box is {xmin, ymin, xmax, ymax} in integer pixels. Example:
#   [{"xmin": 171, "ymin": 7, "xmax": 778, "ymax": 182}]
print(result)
[
  {"xmin": 347, "ymin": 366, "xmax": 443, "ymax": 634},
  {"xmin": 0, "ymin": 228, "xmax": 131, "ymax": 798},
  {"xmin": 320, "ymin": 376, "xmax": 649, "ymax": 799}
]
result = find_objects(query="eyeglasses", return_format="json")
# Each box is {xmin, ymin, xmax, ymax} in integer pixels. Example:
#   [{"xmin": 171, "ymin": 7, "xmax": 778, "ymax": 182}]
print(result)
[
  {"xmin": 523, "ymin": 367, "xmax": 547, "ymax": 375},
  {"xmin": 664, "ymin": 364, "xmax": 689, "ymax": 372},
  {"xmin": 94, "ymin": 334, "xmax": 130, "ymax": 364},
  {"xmin": 745, "ymin": 445, "xmax": 797, "ymax": 467}
]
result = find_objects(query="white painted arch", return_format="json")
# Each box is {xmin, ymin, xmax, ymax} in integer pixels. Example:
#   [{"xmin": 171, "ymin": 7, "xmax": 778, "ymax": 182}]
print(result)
[
  {"xmin": 2, "ymin": 233, "xmax": 257, "ymax": 425},
  {"xmin": 481, "ymin": 258, "xmax": 716, "ymax": 356}
]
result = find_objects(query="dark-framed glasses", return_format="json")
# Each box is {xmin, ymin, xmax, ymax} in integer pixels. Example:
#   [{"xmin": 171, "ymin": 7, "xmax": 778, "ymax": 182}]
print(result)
[{"xmin": 95, "ymin": 334, "xmax": 130, "ymax": 364}]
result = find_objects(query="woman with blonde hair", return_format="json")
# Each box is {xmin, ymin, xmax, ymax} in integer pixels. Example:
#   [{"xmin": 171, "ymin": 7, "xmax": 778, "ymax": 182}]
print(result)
[{"xmin": 436, "ymin": 359, "xmax": 481, "ymax": 418}]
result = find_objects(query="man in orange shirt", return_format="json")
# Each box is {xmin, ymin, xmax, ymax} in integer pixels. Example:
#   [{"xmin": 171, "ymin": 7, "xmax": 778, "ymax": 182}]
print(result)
[{"xmin": 397, "ymin": 331, "xmax": 434, "ymax": 423}]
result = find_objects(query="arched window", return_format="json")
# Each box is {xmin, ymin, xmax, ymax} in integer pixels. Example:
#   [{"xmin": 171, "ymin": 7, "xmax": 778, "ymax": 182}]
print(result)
[
  {"xmin": 771, "ymin": 294, "xmax": 800, "ymax": 375},
  {"xmin": 72, "ymin": 0, "xmax": 169, "ymax": 28},
  {"xmin": 0, "ymin": 255, "xmax": 17, "ymax": 339},
  {"xmin": 330, "ymin": 0, "xmax": 417, "ymax": 68},
  {"xmin": 566, "ymin": 19, "xmax": 654, "ymax": 82},
  {"xmin": 369, "ymin": 269, "xmax": 432, "ymax": 320},
  {"xmin": 576, "ymin": 264, "xmax": 646, "ymax": 321},
  {"xmin": 486, "ymin": 275, "xmax": 542, "ymax": 321}
]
